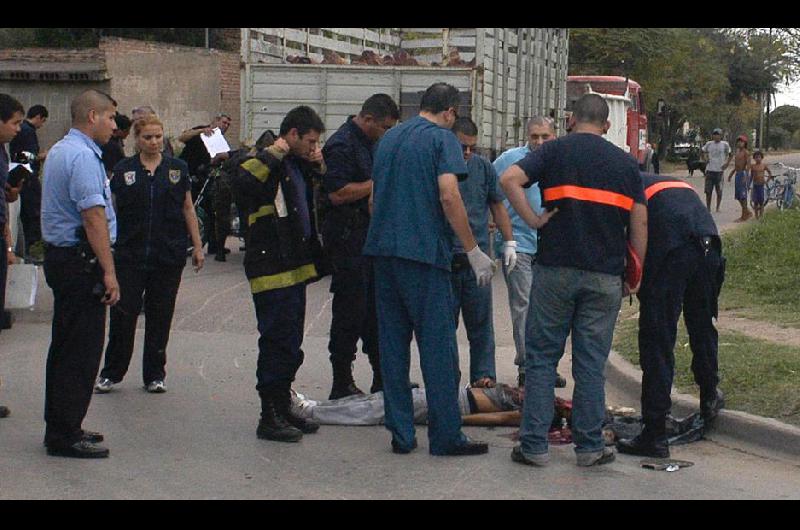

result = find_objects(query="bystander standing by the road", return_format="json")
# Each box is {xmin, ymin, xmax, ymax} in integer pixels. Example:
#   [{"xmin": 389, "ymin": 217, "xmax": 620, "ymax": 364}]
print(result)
[
  {"xmin": 179, "ymin": 113, "xmax": 232, "ymax": 257},
  {"xmin": 321, "ymin": 94, "xmax": 399, "ymax": 399},
  {"xmin": 9, "ymin": 104, "xmax": 48, "ymax": 263},
  {"xmin": 0, "ymin": 93, "xmax": 25, "ymax": 419},
  {"xmin": 448, "ymin": 116, "xmax": 514, "ymax": 389},
  {"xmin": 492, "ymin": 116, "xmax": 565, "ymax": 389},
  {"xmin": 40, "ymin": 89, "xmax": 120, "ymax": 459},
  {"xmin": 101, "ymin": 113, "xmax": 132, "ymax": 176},
  {"xmin": 727, "ymin": 134, "xmax": 751, "ymax": 222},
  {"xmin": 702, "ymin": 128, "xmax": 732, "ymax": 213},
  {"xmin": 93, "ymin": 114, "xmax": 204, "ymax": 396},
  {"xmin": 501, "ymin": 93, "xmax": 646, "ymax": 468}
]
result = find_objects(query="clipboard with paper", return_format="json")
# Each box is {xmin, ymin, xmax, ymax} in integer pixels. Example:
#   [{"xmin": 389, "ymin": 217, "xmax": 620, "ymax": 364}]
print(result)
[{"xmin": 200, "ymin": 128, "xmax": 231, "ymax": 158}]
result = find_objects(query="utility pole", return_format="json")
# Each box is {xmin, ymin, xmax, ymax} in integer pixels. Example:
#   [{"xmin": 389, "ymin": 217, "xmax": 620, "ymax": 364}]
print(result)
[
  {"xmin": 765, "ymin": 27, "xmax": 773, "ymax": 151},
  {"xmin": 205, "ymin": 28, "xmax": 210, "ymax": 49}
]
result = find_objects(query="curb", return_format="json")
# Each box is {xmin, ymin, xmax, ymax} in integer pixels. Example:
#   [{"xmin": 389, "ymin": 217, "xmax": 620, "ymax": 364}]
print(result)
[{"xmin": 606, "ymin": 350, "xmax": 800, "ymax": 461}]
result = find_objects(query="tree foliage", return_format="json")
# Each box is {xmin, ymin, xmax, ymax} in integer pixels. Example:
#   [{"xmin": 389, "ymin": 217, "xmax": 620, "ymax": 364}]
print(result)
[
  {"xmin": 0, "ymin": 28, "xmax": 233, "ymax": 50},
  {"xmin": 569, "ymin": 28, "xmax": 792, "ymax": 153}
]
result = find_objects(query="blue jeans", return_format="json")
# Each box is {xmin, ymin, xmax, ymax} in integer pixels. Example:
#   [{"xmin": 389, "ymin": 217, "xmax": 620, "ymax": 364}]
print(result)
[
  {"xmin": 451, "ymin": 258, "xmax": 496, "ymax": 383},
  {"xmin": 519, "ymin": 265, "xmax": 622, "ymax": 456},
  {"xmin": 373, "ymin": 257, "xmax": 467, "ymax": 455},
  {"xmin": 502, "ymin": 252, "xmax": 535, "ymax": 374}
]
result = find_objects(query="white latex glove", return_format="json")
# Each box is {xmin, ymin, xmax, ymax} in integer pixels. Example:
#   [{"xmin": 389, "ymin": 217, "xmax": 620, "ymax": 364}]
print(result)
[
  {"xmin": 466, "ymin": 245, "xmax": 496, "ymax": 287},
  {"xmin": 503, "ymin": 240, "xmax": 518, "ymax": 273}
]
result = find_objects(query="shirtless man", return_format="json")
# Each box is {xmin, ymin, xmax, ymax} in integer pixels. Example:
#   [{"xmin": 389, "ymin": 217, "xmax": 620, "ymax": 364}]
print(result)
[
  {"xmin": 749, "ymin": 150, "xmax": 773, "ymax": 219},
  {"xmin": 727, "ymin": 135, "xmax": 751, "ymax": 221}
]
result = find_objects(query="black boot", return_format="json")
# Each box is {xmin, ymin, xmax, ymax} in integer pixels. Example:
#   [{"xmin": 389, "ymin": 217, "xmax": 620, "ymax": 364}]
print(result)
[
  {"xmin": 276, "ymin": 384, "xmax": 319, "ymax": 434},
  {"xmin": 329, "ymin": 359, "xmax": 364, "ymax": 400},
  {"xmin": 257, "ymin": 389, "xmax": 303, "ymax": 443},
  {"xmin": 368, "ymin": 352, "xmax": 383, "ymax": 394},
  {"xmin": 700, "ymin": 388, "xmax": 725, "ymax": 425},
  {"xmin": 617, "ymin": 422, "xmax": 670, "ymax": 458}
]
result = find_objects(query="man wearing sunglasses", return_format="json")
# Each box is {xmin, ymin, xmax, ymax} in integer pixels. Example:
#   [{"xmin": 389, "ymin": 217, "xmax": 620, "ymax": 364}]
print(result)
[{"xmin": 447, "ymin": 116, "xmax": 514, "ymax": 390}]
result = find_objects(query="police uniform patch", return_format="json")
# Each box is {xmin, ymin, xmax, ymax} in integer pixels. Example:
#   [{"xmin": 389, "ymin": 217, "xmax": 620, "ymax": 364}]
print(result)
[
  {"xmin": 169, "ymin": 170, "xmax": 181, "ymax": 185},
  {"xmin": 124, "ymin": 171, "xmax": 136, "ymax": 186}
]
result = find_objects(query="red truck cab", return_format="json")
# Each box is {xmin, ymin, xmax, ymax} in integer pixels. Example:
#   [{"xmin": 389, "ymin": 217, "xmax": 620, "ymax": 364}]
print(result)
[{"xmin": 566, "ymin": 75, "xmax": 653, "ymax": 169}]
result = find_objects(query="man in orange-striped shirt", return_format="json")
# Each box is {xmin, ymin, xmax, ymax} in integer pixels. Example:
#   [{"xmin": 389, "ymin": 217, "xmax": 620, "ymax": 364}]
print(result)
[{"xmin": 500, "ymin": 93, "xmax": 648, "ymax": 468}]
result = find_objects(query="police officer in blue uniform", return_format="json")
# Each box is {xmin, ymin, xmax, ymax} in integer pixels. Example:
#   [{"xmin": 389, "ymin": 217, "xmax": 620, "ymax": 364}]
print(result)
[
  {"xmin": 618, "ymin": 174, "xmax": 726, "ymax": 458},
  {"xmin": 94, "ymin": 114, "xmax": 204, "ymax": 395},
  {"xmin": 40, "ymin": 90, "xmax": 119, "ymax": 458},
  {"xmin": 321, "ymin": 94, "xmax": 399, "ymax": 399},
  {"xmin": 364, "ymin": 83, "xmax": 498, "ymax": 456}
]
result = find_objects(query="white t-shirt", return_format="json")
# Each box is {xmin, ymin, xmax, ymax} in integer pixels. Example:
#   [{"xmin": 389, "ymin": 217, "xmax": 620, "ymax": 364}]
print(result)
[{"xmin": 702, "ymin": 140, "xmax": 731, "ymax": 172}]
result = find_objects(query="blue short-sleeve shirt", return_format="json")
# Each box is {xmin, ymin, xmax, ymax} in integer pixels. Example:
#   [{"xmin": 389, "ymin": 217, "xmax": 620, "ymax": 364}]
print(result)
[
  {"xmin": 41, "ymin": 129, "xmax": 117, "ymax": 247},
  {"xmin": 492, "ymin": 145, "xmax": 543, "ymax": 255},
  {"xmin": 363, "ymin": 115, "xmax": 468, "ymax": 270},
  {"xmin": 448, "ymin": 154, "xmax": 501, "ymax": 254}
]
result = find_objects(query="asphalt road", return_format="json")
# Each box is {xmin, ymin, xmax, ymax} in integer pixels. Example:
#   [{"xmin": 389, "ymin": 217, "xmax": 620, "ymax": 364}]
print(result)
[{"xmin": 2, "ymin": 157, "xmax": 800, "ymax": 499}]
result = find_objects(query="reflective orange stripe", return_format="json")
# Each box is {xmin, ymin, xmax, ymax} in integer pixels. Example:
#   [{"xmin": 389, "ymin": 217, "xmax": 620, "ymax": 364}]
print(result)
[
  {"xmin": 543, "ymin": 185, "xmax": 634, "ymax": 211},
  {"xmin": 644, "ymin": 181, "xmax": 694, "ymax": 200}
]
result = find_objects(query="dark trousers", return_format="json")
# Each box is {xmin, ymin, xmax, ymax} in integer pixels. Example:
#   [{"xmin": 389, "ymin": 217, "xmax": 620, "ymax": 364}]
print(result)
[
  {"xmin": 20, "ymin": 174, "xmax": 42, "ymax": 252},
  {"xmin": 328, "ymin": 260, "xmax": 379, "ymax": 366},
  {"xmin": 638, "ymin": 242, "xmax": 722, "ymax": 430},
  {"xmin": 0, "ymin": 253, "xmax": 7, "ymax": 334},
  {"xmin": 43, "ymin": 247, "xmax": 106, "ymax": 448},
  {"xmin": 100, "ymin": 266, "xmax": 183, "ymax": 385},
  {"xmin": 213, "ymin": 176, "xmax": 232, "ymax": 252},
  {"xmin": 253, "ymin": 283, "xmax": 307, "ymax": 395}
]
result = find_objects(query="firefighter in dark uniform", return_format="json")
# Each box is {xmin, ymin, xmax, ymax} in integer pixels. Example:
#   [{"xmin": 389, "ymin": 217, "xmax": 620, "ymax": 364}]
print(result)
[
  {"xmin": 618, "ymin": 174, "xmax": 726, "ymax": 459},
  {"xmin": 232, "ymin": 106, "xmax": 327, "ymax": 443},
  {"xmin": 94, "ymin": 115, "xmax": 205, "ymax": 394},
  {"xmin": 321, "ymin": 94, "xmax": 400, "ymax": 399}
]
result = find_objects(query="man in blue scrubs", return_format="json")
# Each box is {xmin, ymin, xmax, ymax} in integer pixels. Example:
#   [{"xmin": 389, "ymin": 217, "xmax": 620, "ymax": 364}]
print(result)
[{"xmin": 364, "ymin": 83, "xmax": 555, "ymax": 456}]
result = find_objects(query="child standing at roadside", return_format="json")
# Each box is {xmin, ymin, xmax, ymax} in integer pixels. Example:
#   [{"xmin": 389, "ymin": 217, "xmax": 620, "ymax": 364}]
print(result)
[{"xmin": 750, "ymin": 150, "xmax": 773, "ymax": 219}]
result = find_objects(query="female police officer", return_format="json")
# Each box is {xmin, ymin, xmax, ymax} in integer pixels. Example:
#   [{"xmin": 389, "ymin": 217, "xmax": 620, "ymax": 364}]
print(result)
[{"xmin": 94, "ymin": 114, "xmax": 204, "ymax": 394}]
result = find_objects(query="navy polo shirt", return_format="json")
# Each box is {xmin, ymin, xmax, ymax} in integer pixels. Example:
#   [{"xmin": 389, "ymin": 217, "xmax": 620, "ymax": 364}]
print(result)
[
  {"xmin": 515, "ymin": 133, "xmax": 645, "ymax": 276},
  {"xmin": 640, "ymin": 173, "xmax": 718, "ymax": 283},
  {"xmin": 364, "ymin": 115, "xmax": 468, "ymax": 271},
  {"xmin": 322, "ymin": 116, "xmax": 374, "ymax": 212}
]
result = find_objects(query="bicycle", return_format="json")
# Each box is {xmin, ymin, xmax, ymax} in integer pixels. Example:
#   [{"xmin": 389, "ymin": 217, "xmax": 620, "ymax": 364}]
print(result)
[{"xmin": 768, "ymin": 163, "xmax": 798, "ymax": 211}]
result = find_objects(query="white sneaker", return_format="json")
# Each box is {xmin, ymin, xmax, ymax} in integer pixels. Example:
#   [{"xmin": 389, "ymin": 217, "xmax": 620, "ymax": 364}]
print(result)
[
  {"xmin": 145, "ymin": 380, "xmax": 167, "ymax": 393},
  {"xmin": 94, "ymin": 378, "xmax": 115, "ymax": 394}
]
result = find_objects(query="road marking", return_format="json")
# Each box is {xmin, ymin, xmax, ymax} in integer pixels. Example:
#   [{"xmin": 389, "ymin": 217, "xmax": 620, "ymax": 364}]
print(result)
[
  {"xmin": 176, "ymin": 280, "xmax": 248, "ymax": 329},
  {"xmin": 303, "ymin": 294, "xmax": 333, "ymax": 339}
]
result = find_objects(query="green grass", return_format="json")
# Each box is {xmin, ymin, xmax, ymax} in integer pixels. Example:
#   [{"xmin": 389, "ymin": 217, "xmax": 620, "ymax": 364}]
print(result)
[
  {"xmin": 718, "ymin": 207, "xmax": 800, "ymax": 327},
  {"xmin": 614, "ymin": 303, "xmax": 800, "ymax": 426}
]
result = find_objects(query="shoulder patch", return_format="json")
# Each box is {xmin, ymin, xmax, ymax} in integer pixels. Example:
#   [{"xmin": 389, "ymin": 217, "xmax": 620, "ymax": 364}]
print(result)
[{"xmin": 124, "ymin": 171, "xmax": 136, "ymax": 186}]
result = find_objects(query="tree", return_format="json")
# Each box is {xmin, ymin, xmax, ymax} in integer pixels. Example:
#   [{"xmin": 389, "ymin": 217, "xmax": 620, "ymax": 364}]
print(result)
[{"xmin": 770, "ymin": 105, "xmax": 800, "ymax": 136}]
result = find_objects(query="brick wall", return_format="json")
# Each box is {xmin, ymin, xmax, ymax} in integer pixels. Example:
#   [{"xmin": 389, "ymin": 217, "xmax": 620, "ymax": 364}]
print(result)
[
  {"xmin": 100, "ymin": 37, "xmax": 242, "ymax": 150},
  {"xmin": 0, "ymin": 37, "xmax": 243, "ymax": 152},
  {"xmin": 218, "ymin": 50, "xmax": 241, "ymax": 144}
]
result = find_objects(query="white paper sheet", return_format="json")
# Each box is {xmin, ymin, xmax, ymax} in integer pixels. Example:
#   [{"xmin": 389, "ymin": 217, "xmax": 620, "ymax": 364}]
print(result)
[{"xmin": 200, "ymin": 128, "xmax": 231, "ymax": 158}]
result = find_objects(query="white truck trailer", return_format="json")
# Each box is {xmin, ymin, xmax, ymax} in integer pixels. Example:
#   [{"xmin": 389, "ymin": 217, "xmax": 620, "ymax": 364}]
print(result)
[{"xmin": 240, "ymin": 28, "xmax": 569, "ymax": 153}]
